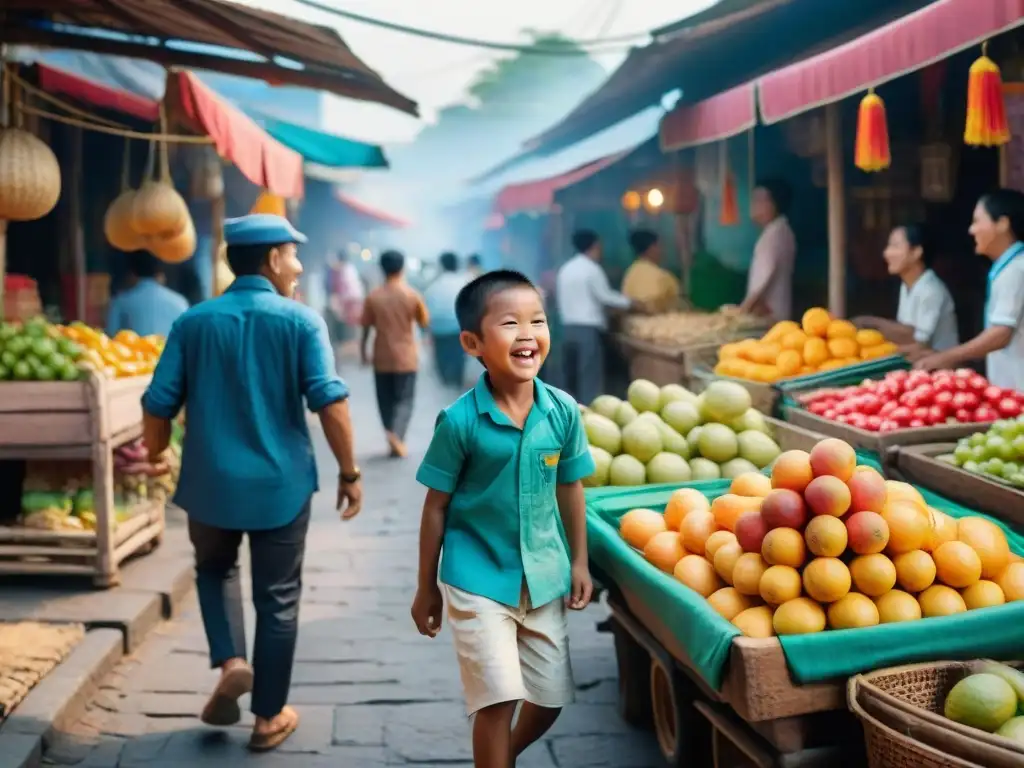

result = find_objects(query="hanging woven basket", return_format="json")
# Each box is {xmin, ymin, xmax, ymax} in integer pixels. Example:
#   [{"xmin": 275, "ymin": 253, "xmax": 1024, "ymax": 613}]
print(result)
[
  {"xmin": 148, "ymin": 216, "xmax": 196, "ymax": 264},
  {"xmin": 0, "ymin": 126, "xmax": 61, "ymax": 222},
  {"xmin": 104, "ymin": 141, "xmax": 145, "ymax": 251},
  {"xmin": 131, "ymin": 133, "xmax": 188, "ymax": 238}
]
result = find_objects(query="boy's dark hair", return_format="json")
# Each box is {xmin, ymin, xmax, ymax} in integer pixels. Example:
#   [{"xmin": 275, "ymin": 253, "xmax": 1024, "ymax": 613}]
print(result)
[
  {"xmin": 629, "ymin": 229, "xmax": 659, "ymax": 256},
  {"xmin": 979, "ymin": 188, "xmax": 1024, "ymax": 241},
  {"xmin": 894, "ymin": 223, "xmax": 934, "ymax": 267},
  {"xmin": 127, "ymin": 251, "xmax": 163, "ymax": 279},
  {"xmin": 226, "ymin": 243, "xmax": 284, "ymax": 277},
  {"xmin": 380, "ymin": 250, "xmax": 405, "ymax": 276},
  {"xmin": 572, "ymin": 229, "xmax": 599, "ymax": 254},
  {"xmin": 455, "ymin": 269, "xmax": 536, "ymax": 335},
  {"xmin": 755, "ymin": 177, "xmax": 793, "ymax": 216},
  {"xmin": 439, "ymin": 252, "xmax": 459, "ymax": 272}
]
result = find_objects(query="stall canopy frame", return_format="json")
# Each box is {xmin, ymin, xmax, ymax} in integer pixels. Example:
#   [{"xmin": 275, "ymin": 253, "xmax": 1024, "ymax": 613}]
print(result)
[
  {"xmin": 334, "ymin": 190, "xmax": 410, "ymax": 230},
  {"xmin": 659, "ymin": 82, "xmax": 757, "ymax": 152},
  {"xmin": 493, "ymin": 152, "xmax": 629, "ymax": 218}
]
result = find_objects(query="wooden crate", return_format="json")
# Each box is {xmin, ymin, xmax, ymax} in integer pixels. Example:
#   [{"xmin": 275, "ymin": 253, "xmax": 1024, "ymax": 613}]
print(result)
[{"xmin": 0, "ymin": 373, "xmax": 163, "ymax": 587}]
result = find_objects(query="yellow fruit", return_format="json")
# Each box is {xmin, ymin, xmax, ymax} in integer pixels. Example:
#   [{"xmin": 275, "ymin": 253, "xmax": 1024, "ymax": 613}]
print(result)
[
  {"xmin": 885, "ymin": 481, "xmax": 927, "ymax": 510},
  {"xmin": 828, "ymin": 593, "xmax": 880, "ymax": 630},
  {"xmin": 958, "ymin": 517, "xmax": 1011, "ymax": 579},
  {"xmin": 663, "ymin": 488, "xmax": 710, "ymax": 531},
  {"xmin": 764, "ymin": 320, "xmax": 800, "ymax": 342},
  {"xmin": 714, "ymin": 541, "xmax": 746, "ymax": 586},
  {"xmin": 705, "ymin": 530, "xmax": 738, "ymax": 562},
  {"xmin": 826, "ymin": 319, "xmax": 857, "ymax": 339},
  {"xmin": 773, "ymin": 597, "xmax": 827, "ymax": 635},
  {"xmin": 708, "ymin": 587, "xmax": 755, "ymax": 621},
  {"xmin": 732, "ymin": 553, "xmax": 769, "ymax": 596},
  {"xmin": 855, "ymin": 329, "xmax": 885, "ymax": 347},
  {"xmin": 732, "ymin": 606, "xmax": 776, "ymax": 638},
  {"xmin": 644, "ymin": 531, "xmax": 687, "ymax": 573},
  {"xmin": 933, "ymin": 541, "xmax": 983, "ymax": 589},
  {"xmin": 918, "ymin": 585, "xmax": 967, "ymax": 617},
  {"xmin": 802, "ymin": 308, "xmax": 833, "ymax": 338},
  {"xmin": 719, "ymin": 342, "xmax": 743, "ymax": 360},
  {"xmin": 925, "ymin": 508, "xmax": 959, "ymax": 552},
  {"xmin": 861, "ymin": 342, "xmax": 899, "ymax": 360},
  {"xmin": 850, "ymin": 554, "xmax": 898, "ymax": 597},
  {"xmin": 961, "ymin": 580, "xmax": 1006, "ymax": 610},
  {"xmin": 804, "ymin": 515, "xmax": 848, "ymax": 558},
  {"xmin": 762, "ymin": 527, "xmax": 806, "ymax": 568},
  {"xmin": 781, "ymin": 330, "xmax": 809, "ymax": 351},
  {"xmin": 875, "ymin": 590, "xmax": 923, "ymax": 623},
  {"xmin": 827, "ymin": 337, "xmax": 858, "ymax": 359},
  {"xmin": 730, "ymin": 473, "xmax": 773, "ymax": 498},
  {"xmin": 817, "ymin": 359, "xmax": 846, "ymax": 372},
  {"xmin": 997, "ymin": 562, "xmax": 1024, "ymax": 601},
  {"xmin": 803, "ymin": 337, "xmax": 829, "ymax": 367},
  {"xmin": 803, "ymin": 557, "xmax": 852, "ymax": 603},
  {"xmin": 893, "ymin": 550, "xmax": 937, "ymax": 593},
  {"xmin": 749, "ymin": 341, "xmax": 782, "ymax": 365},
  {"xmin": 759, "ymin": 565, "xmax": 803, "ymax": 605},
  {"xmin": 882, "ymin": 501, "xmax": 931, "ymax": 555},
  {"xmin": 620, "ymin": 509, "xmax": 667, "ymax": 550},
  {"xmin": 776, "ymin": 350, "xmax": 802, "ymax": 377},
  {"xmin": 681, "ymin": 510, "xmax": 716, "ymax": 556},
  {"xmin": 673, "ymin": 555, "xmax": 723, "ymax": 598}
]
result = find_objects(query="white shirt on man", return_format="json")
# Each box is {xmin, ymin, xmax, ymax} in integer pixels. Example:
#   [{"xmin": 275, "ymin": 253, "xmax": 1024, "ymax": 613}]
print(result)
[
  {"xmin": 986, "ymin": 255, "xmax": 1024, "ymax": 391},
  {"xmin": 746, "ymin": 215, "xmax": 796, "ymax": 321},
  {"xmin": 556, "ymin": 254, "xmax": 631, "ymax": 330},
  {"xmin": 896, "ymin": 269, "xmax": 959, "ymax": 352}
]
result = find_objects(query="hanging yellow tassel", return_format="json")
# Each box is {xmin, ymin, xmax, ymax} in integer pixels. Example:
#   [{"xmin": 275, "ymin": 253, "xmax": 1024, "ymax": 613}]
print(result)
[
  {"xmin": 964, "ymin": 43, "xmax": 1010, "ymax": 147},
  {"xmin": 250, "ymin": 191, "xmax": 286, "ymax": 216},
  {"xmin": 854, "ymin": 89, "xmax": 891, "ymax": 172}
]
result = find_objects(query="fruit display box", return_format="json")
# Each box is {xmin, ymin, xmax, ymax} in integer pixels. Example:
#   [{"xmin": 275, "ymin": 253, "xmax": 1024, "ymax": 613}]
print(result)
[{"xmin": 892, "ymin": 443, "xmax": 1024, "ymax": 530}]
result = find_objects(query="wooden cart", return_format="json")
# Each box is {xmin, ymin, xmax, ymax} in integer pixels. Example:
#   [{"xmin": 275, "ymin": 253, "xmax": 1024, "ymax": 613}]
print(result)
[{"xmin": 0, "ymin": 373, "xmax": 164, "ymax": 587}]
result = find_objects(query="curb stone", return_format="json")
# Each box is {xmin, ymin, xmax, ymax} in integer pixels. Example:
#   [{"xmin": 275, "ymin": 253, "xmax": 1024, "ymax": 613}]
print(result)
[{"xmin": 0, "ymin": 629, "xmax": 122, "ymax": 768}]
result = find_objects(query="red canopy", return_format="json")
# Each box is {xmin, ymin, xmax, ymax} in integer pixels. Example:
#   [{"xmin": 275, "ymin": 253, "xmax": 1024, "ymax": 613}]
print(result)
[
  {"xmin": 759, "ymin": 0, "xmax": 1024, "ymax": 124},
  {"xmin": 171, "ymin": 71, "xmax": 304, "ymax": 199},
  {"xmin": 334, "ymin": 190, "xmax": 410, "ymax": 229},
  {"xmin": 493, "ymin": 152, "xmax": 627, "ymax": 216},
  {"xmin": 37, "ymin": 63, "xmax": 159, "ymax": 122},
  {"xmin": 659, "ymin": 82, "xmax": 757, "ymax": 151}
]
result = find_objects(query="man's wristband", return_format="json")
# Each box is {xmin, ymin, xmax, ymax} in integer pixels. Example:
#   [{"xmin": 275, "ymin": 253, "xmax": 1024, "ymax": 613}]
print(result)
[{"xmin": 340, "ymin": 468, "xmax": 361, "ymax": 483}]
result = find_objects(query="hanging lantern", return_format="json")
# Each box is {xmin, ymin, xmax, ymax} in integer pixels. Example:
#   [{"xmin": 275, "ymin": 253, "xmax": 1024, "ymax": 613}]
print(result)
[
  {"xmin": 132, "ymin": 140, "xmax": 189, "ymax": 237},
  {"xmin": 621, "ymin": 190, "xmax": 641, "ymax": 212},
  {"xmin": 644, "ymin": 188, "xmax": 664, "ymax": 213},
  {"xmin": 104, "ymin": 141, "xmax": 145, "ymax": 252},
  {"xmin": 0, "ymin": 127, "xmax": 61, "ymax": 221},
  {"xmin": 964, "ymin": 43, "xmax": 1010, "ymax": 147},
  {"xmin": 854, "ymin": 89, "xmax": 891, "ymax": 172},
  {"xmin": 719, "ymin": 172, "xmax": 738, "ymax": 226},
  {"xmin": 250, "ymin": 191, "xmax": 286, "ymax": 216},
  {"xmin": 149, "ymin": 217, "xmax": 196, "ymax": 264}
]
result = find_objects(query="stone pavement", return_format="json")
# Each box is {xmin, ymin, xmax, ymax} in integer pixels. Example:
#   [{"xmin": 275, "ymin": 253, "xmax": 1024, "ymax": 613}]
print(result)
[{"xmin": 38, "ymin": 363, "xmax": 664, "ymax": 768}]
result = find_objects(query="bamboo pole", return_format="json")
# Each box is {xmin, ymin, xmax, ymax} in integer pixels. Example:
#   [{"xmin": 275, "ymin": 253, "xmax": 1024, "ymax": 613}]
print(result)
[
  {"xmin": 71, "ymin": 126, "xmax": 86, "ymax": 322},
  {"xmin": 825, "ymin": 103, "xmax": 847, "ymax": 317}
]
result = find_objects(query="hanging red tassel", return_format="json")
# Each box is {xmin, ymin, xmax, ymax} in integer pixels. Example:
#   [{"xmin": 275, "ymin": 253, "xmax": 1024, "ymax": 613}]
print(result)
[
  {"xmin": 964, "ymin": 43, "xmax": 1010, "ymax": 147},
  {"xmin": 855, "ymin": 89, "xmax": 891, "ymax": 172},
  {"xmin": 719, "ymin": 171, "xmax": 738, "ymax": 226}
]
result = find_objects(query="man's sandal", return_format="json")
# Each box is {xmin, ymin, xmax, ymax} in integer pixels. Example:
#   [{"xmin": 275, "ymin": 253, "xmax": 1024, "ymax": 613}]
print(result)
[
  {"xmin": 247, "ymin": 706, "xmax": 300, "ymax": 752},
  {"xmin": 199, "ymin": 664, "xmax": 254, "ymax": 727}
]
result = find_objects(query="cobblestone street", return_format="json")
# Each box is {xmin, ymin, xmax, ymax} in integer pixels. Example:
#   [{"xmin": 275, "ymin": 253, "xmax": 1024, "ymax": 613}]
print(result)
[{"xmin": 39, "ymin": 362, "xmax": 664, "ymax": 767}]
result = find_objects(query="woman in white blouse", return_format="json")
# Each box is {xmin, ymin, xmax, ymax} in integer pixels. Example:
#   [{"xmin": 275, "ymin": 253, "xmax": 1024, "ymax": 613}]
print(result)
[{"xmin": 855, "ymin": 223, "xmax": 959, "ymax": 359}]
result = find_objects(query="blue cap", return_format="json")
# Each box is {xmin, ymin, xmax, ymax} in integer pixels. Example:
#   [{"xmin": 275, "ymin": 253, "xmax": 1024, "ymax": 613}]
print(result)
[{"xmin": 223, "ymin": 214, "xmax": 307, "ymax": 247}]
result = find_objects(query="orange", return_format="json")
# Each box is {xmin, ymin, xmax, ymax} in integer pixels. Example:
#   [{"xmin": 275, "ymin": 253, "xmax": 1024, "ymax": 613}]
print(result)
[
  {"xmin": 826, "ymin": 319, "xmax": 857, "ymax": 340},
  {"xmin": 861, "ymin": 342, "xmax": 899, "ymax": 360},
  {"xmin": 762, "ymin": 528, "xmax": 807, "ymax": 568},
  {"xmin": 771, "ymin": 450, "xmax": 814, "ymax": 494},
  {"xmin": 957, "ymin": 517, "xmax": 1011, "ymax": 579},
  {"xmin": 732, "ymin": 606, "xmax": 776, "ymax": 638},
  {"xmin": 925, "ymin": 508, "xmax": 959, "ymax": 552},
  {"xmin": 827, "ymin": 337, "xmax": 858, "ymax": 359},
  {"xmin": 764, "ymin": 320, "xmax": 800, "ymax": 342},
  {"xmin": 673, "ymin": 555, "xmax": 723, "ymax": 598},
  {"xmin": 705, "ymin": 531, "xmax": 738, "ymax": 563},
  {"xmin": 804, "ymin": 515, "xmax": 848, "ymax": 558},
  {"xmin": 803, "ymin": 557, "xmax": 852, "ymax": 603},
  {"xmin": 664, "ymin": 488, "xmax": 710, "ymax": 531},
  {"xmin": 882, "ymin": 501, "xmax": 931, "ymax": 555},
  {"xmin": 875, "ymin": 590, "xmax": 923, "ymax": 623},
  {"xmin": 730, "ymin": 473, "xmax": 773, "ymax": 498},
  {"xmin": 776, "ymin": 350, "xmax": 802, "ymax": 377},
  {"xmin": 828, "ymin": 593, "xmax": 880, "ymax": 630},
  {"xmin": 681, "ymin": 510, "xmax": 717, "ymax": 556},
  {"xmin": 781, "ymin": 330, "xmax": 809, "ymax": 351},
  {"xmin": 713, "ymin": 541, "xmax": 746, "ymax": 585},
  {"xmin": 759, "ymin": 565, "xmax": 803, "ymax": 605},
  {"xmin": 855, "ymin": 329, "xmax": 885, "ymax": 347},
  {"xmin": 817, "ymin": 359, "xmax": 846, "ymax": 372},
  {"xmin": 997, "ymin": 562, "xmax": 1024, "ymax": 601},
  {"xmin": 803, "ymin": 337, "xmax": 829, "ymax": 367},
  {"xmin": 773, "ymin": 597, "xmax": 827, "ymax": 635},
  {"xmin": 850, "ymin": 554, "xmax": 898, "ymax": 597},
  {"xmin": 893, "ymin": 550, "xmax": 936, "ymax": 593},
  {"xmin": 961, "ymin": 580, "xmax": 1006, "ymax": 610},
  {"xmin": 719, "ymin": 342, "xmax": 744, "ymax": 360},
  {"xmin": 918, "ymin": 585, "xmax": 967, "ymax": 617},
  {"xmin": 732, "ymin": 553, "xmax": 769, "ymax": 596},
  {"xmin": 711, "ymin": 494, "xmax": 764, "ymax": 533},
  {"xmin": 619, "ymin": 509, "xmax": 667, "ymax": 550},
  {"xmin": 707, "ymin": 588, "xmax": 755, "ymax": 621},
  {"xmin": 884, "ymin": 481, "xmax": 927, "ymax": 510},
  {"xmin": 802, "ymin": 308, "xmax": 833, "ymax": 338},
  {"xmin": 749, "ymin": 342, "xmax": 782, "ymax": 365},
  {"xmin": 644, "ymin": 531, "xmax": 686, "ymax": 573},
  {"xmin": 933, "ymin": 541, "xmax": 982, "ymax": 588}
]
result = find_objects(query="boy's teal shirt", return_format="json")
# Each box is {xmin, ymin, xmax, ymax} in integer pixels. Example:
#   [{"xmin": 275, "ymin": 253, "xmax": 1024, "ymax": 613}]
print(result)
[{"xmin": 416, "ymin": 375, "xmax": 595, "ymax": 609}]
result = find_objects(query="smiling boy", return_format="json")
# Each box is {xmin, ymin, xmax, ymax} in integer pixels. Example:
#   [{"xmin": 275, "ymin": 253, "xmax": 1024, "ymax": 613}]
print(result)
[{"xmin": 411, "ymin": 270, "xmax": 595, "ymax": 768}]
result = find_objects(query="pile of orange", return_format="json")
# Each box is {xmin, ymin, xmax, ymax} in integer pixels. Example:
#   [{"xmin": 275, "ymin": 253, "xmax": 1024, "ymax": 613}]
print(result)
[
  {"xmin": 619, "ymin": 437, "xmax": 1024, "ymax": 638},
  {"xmin": 714, "ymin": 308, "xmax": 898, "ymax": 383},
  {"xmin": 57, "ymin": 324, "xmax": 163, "ymax": 378}
]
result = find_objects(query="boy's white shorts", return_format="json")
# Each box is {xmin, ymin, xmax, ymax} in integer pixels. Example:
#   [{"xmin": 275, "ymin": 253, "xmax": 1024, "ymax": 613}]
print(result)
[{"xmin": 445, "ymin": 584, "xmax": 575, "ymax": 717}]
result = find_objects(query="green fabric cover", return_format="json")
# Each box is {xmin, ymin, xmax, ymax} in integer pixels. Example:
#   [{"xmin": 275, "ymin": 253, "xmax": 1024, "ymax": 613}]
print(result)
[{"xmin": 586, "ymin": 457, "xmax": 1024, "ymax": 691}]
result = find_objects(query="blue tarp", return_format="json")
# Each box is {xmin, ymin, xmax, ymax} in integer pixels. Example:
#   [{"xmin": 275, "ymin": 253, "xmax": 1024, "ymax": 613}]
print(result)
[{"xmin": 11, "ymin": 47, "xmax": 387, "ymax": 169}]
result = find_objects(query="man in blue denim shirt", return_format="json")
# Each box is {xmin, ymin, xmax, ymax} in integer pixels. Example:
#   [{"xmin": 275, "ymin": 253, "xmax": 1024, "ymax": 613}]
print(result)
[
  {"xmin": 141, "ymin": 214, "xmax": 362, "ymax": 752},
  {"xmin": 106, "ymin": 252, "xmax": 189, "ymax": 338}
]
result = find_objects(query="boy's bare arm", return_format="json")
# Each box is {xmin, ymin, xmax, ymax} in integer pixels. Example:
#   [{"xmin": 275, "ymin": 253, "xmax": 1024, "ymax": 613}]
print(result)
[
  {"xmin": 557, "ymin": 481, "xmax": 593, "ymax": 610},
  {"xmin": 412, "ymin": 489, "xmax": 449, "ymax": 636}
]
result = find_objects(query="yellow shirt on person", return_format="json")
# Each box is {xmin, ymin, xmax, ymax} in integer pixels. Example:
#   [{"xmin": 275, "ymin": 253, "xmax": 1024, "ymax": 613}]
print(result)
[{"xmin": 621, "ymin": 259, "xmax": 680, "ymax": 314}]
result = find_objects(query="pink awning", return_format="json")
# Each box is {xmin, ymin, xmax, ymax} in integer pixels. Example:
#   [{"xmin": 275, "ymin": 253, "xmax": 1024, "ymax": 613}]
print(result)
[
  {"xmin": 660, "ymin": 82, "xmax": 757, "ymax": 151},
  {"xmin": 759, "ymin": 0, "xmax": 1024, "ymax": 124},
  {"xmin": 36, "ymin": 63, "xmax": 159, "ymax": 122},
  {"xmin": 334, "ymin": 190, "xmax": 410, "ymax": 229},
  {"xmin": 493, "ymin": 152, "xmax": 627, "ymax": 217},
  {"xmin": 171, "ymin": 71, "xmax": 304, "ymax": 199}
]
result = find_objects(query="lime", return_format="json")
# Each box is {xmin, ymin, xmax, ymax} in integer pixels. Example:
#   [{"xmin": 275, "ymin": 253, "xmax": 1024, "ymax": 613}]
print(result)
[
  {"xmin": 1003, "ymin": 461, "xmax": 1022, "ymax": 480},
  {"xmin": 0, "ymin": 364, "xmax": 9, "ymax": 380},
  {"xmin": 30, "ymin": 337, "xmax": 57, "ymax": 361},
  {"xmin": 35, "ymin": 364, "xmax": 56, "ymax": 381},
  {"xmin": 969, "ymin": 432, "xmax": 987, "ymax": 448},
  {"xmin": 953, "ymin": 444, "xmax": 972, "ymax": 465},
  {"xmin": 963, "ymin": 460, "xmax": 980, "ymax": 474},
  {"xmin": 49, "ymin": 353, "xmax": 69, "ymax": 371},
  {"xmin": 5, "ymin": 336, "xmax": 28, "ymax": 357},
  {"xmin": 1012, "ymin": 435, "xmax": 1024, "ymax": 460},
  {"xmin": 56, "ymin": 337, "xmax": 81, "ymax": 359},
  {"xmin": 0, "ymin": 350, "xmax": 16, "ymax": 369},
  {"xmin": 0, "ymin": 324, "xmax": 15, "ymax": 342},
  {"xmin": 23, "ymin": 321, "xmax": 47, "ymax": 339},
  {"xmin": 59, "ymin": 363, "xmax": 80, "ymax": 382},
  {"xmin": 12, "ymin": 360, "xmax": 32, "ymax": 380}
]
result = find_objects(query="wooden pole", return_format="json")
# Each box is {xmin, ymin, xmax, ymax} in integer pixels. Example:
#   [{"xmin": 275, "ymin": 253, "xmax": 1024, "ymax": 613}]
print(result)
[
  {"xmin": 0, "ymin": 220, "xmax": 7, "ymax": 320},
  {"xmin": 71, "ymin": 126, "xmax": 86, "ymax": 322},
  {"xmin": 825, "ymin": 103, "xmax": 847, "ymax": 318},
  {"xmin": 210, "ymin": 194, "xmax": 225, "ymax": 298}
]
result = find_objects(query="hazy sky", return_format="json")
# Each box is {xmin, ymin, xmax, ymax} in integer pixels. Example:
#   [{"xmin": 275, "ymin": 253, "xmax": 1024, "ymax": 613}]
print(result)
[{"xmin": 237, "ymin": 0, "xmax": 717, "ymax": 144}]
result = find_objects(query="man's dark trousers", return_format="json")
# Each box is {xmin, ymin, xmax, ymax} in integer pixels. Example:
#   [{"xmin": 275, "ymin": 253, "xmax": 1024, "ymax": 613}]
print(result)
[
  {"xmin": 562, "ymin": 324, "xmax": 605, "ymax": 407},
  {"xmin": 375, "ymin": 371, "xmax": 416, "ymax": 440},
  {"xmin": 188, "ymin": 501, "xmax": 311, "ymax": 718}
]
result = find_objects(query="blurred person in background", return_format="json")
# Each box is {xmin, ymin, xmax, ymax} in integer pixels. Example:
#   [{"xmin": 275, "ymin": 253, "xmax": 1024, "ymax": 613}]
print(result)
[
  {"xmin": 729, "ymin": 178, "xmax": 796, "ymax": 321},
  {"xmin": 107, "ymin": 251, "xmax": 189, "ymax": 338},
  {"xmin": 424, "ymin": 251, "xmax": 469, "ymax": 389},
  {"xmin": 325, "ymin": 251, "xmax": 365, "ymax": 361},
  {"xmin": 621, "ymin": 229, "xmax": 680, "ymax": 314},
  {"xmin": 467, "ymin": 253, "xmax": 484, "ymax": 279},
  {"xmin": 361, "ymin": 250, "xmax": 430, "ymax": 457}
]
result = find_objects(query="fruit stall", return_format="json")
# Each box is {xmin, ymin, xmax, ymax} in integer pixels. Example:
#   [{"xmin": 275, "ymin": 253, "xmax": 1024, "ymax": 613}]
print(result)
[
  {"xmin": 0, "ymin": 317, "xmax": 172, "ymax": 587},
  {"xmin": 579, "ymin": 379, "xmax": 1024, "ymax": 766},
  {"xmin": 616, "ymin": 310, "xmax": 768, "ymax": 389}
]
